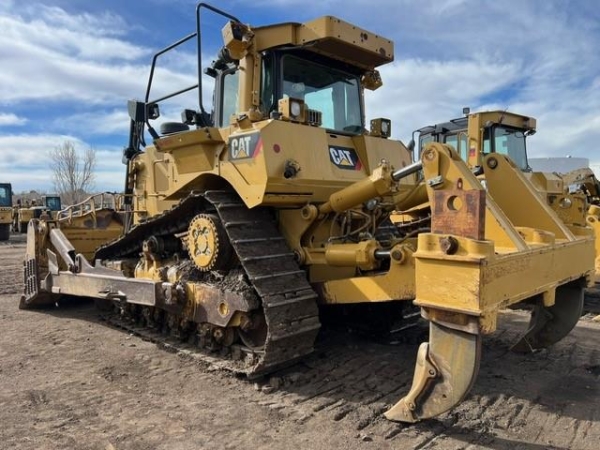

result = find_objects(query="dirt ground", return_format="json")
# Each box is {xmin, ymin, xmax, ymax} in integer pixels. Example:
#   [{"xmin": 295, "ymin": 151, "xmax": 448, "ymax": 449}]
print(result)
[{"xmin": 1, "ymin": 233, "xmax": 599, "ymax": 450}]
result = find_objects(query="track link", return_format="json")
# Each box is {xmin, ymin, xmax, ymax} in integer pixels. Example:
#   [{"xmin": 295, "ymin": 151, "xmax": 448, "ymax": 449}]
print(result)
[{"xmin": 95, "ymin": 190, "xmax": 320, "ymax": 377}]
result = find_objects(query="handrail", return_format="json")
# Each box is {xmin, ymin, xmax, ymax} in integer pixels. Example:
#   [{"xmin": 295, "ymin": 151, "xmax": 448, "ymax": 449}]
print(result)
[
  {"xmin": 143, "ymin": 3, "xmax": 241, "ymax": 119},
  {"xmin": 56, "ymin": 192, "xmax": 124, "ymax": 225}
]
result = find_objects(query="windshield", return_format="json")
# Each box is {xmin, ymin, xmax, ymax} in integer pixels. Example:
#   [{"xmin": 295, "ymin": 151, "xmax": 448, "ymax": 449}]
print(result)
[
  {"xmin": 45, "ymin": 197, "xmax": 61, "ymax": 211},
  {"xmin": 0, "ymin": 185, "xmax": 11, "ymax": 207},
  {"xmin": 483, "ymin": 126, "xmax": 528, "ymax": 171},
  {"xmin": 419, "ymin": 134, "xmax": 434, "ymax": 154},
  {"xmin": 282, "ymin": 55, "xmax": 362, "ymax": 134}
]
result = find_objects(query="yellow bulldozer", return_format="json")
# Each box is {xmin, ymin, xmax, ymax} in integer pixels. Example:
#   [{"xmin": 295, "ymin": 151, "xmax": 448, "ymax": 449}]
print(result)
[
  {"xmin": 560, "ymin": 167, "xmax": 600, "ymax": 288},
  {"xmin": 20, "ymin": 4, "xmax": 595, "ymax": 423},
  {"xmin": 0, "ymin": 183, "xmax": 13, "ymax": 241},
  {"xmin": 411, "ymin": 109, "xmax": 600, "ymax": 287},
  {"xmin": 15, "ymin": 195, "xmax": 63, "ymax": 233}
]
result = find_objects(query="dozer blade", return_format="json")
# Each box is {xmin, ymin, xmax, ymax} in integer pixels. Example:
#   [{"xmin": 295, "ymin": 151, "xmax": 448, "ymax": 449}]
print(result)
[
  {"xmin": 21, "ymin": 221, "xmax": 60, "ymax": 310},
  {"xmin": 512, "ymin": 283, "xmax": 584, "ymax": 353},
  {"xmin": 21, "ymin": 255, "xmax": 59, "ymax": 310},
  {"xmin": 385, "ymin": 320, "xmax": 481, "ymax": 423}
]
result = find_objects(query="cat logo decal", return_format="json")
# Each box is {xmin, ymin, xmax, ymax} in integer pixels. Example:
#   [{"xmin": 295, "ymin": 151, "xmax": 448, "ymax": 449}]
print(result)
[
  {"xmin": 329, "ymin": 146, "xmax": 362, "ymax": 170},
  {"xmin": 229, "ymin": 133, "xmax": 261, "ymax": 160}
]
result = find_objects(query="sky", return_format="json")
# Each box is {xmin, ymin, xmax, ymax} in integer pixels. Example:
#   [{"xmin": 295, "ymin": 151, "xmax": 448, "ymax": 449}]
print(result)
[{"xmin": 1, "ymin": 0, "xmax": 599, "ymax": 193}]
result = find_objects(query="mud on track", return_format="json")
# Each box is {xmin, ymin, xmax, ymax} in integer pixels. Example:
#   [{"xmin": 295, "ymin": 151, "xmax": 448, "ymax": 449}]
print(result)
[{"xmin": 1, "ymin": 233, "xmax": 599, "ymax": 450}]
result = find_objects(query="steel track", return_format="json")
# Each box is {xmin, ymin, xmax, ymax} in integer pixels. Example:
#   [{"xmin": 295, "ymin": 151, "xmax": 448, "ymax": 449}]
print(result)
[{"xmin": 95, "ymin": 190, "xmax": 321, "ymax": 377}]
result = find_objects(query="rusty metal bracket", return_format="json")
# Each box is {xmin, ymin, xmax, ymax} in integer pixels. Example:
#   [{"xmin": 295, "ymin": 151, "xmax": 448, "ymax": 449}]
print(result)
[{"xmin": 431, "ymin": 180, "xmax": 486, "ymax": 240}]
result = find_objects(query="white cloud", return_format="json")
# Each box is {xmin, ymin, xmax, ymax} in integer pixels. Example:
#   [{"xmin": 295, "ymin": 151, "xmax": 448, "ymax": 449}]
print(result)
[
  {"xmin": 0, "ymin": 42, "xmax": 146, "ymax": 104},
  {"xmin": 359, "ymin": 0, "xmax": 600, "ymax": 171},
  {"xmin": 365, "ymin": 57, "xmax": 522, "ymax": 142},
  {"xmin": 0, "ymin": 3, "xmax": 212, "ymax": 108},
  {"xmin": 0, "ymin": 133, "xmax": 86, "ymax": 166},
  {"xmin": 0, "ymin": 133, "xmax": 124, "ymax": 192},
  {"xmin": 0, "ymin": 12, "xmax": 144, "ymax": 63},
  {"xmin": 0, "ymin": 113, "xmax": 27, "ymax": 126},
  {"xmin": 33, "ymin": 4, "xmax": 129, "ymax": 38},
  {"xmin": 51, "ymin": 109, "xmax": 132, "ymax": 136},
  {"xmin": 0, "ymin": 5, "xmax": 148, "ymax": 105}
]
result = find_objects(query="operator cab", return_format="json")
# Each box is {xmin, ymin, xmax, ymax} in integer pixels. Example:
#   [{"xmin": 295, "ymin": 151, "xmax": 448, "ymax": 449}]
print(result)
[
  {"xmin": 415, "ymin": 111, "xmax": 534, "ymax": 172},
  {"xmin": 210, "ymin": 48, "xmax": 365, "ymax": 135},
  {"xmin": 31, "ymin": 196, "xmax": 62, "ymax": 219},
  {"xmin": 416, "ymin": 117, "xmax": 469, "ymax": 160},
  {"xmin": 125, "ymin": 7, "xmax": 392, "ymax": 154}
]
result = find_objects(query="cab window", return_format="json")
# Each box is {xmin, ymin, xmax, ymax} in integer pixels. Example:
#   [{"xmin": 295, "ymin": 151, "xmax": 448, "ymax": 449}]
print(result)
[
  {"xmin": 419, "ymin": 134, "xmax": 434, "ymax": 155},
  {"xmin": 260, "ymin": 53, "xmax": 274, "ymax": 116},
  {"xmin": 281, "ymin": 54, "xmax": 362, "ymax": 134},
  {"xmin": 46, "ymin": 197, "xmax": 61, "ymax": 211},
  {"xmin": 458, "ymin": 132, "xmax": 468, "ymax": 161},
  {"xmin": 482, "ymin": 126, "xmax": 528, "ymax": 171},
  {"xmin": 444, "ymin": 134, "xmax": 458, "ymax": 153},
  {"xmin": 220, "ymin": 70, "xmax": 239, "ymax": 126},
  {"xmin": 0, "ymin": 186, "xmax": 11, "ymax": 207}
]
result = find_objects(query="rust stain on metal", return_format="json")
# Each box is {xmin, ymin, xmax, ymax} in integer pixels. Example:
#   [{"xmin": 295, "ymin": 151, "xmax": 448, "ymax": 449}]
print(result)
[{"xmin": 432, "ymin": 189, "xmax": 485, "ymax": 240}]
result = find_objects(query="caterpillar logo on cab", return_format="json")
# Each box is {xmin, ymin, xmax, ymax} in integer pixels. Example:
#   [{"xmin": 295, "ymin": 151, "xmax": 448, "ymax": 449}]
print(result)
[
  {"xmin": 329, "ymin": 146, "xmax": 362, "ymax": 170},
  {"xmin": 229, "ymin": 132, "xmax": 261, "ymax": 160}
]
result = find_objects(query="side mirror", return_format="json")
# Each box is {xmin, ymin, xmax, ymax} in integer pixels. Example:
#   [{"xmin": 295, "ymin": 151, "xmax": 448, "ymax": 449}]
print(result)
[
  {"xmin": 407, "ymin": 139, "xmax": 415, "ymax": 153},
  {"xmin": 146, "ymin": 103, "xmax": 160, "ymax": 120}
]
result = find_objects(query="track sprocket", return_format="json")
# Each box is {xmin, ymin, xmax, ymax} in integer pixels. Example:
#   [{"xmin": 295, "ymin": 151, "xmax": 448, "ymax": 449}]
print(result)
[{"xmin": 187, "ymin": 213, "xmax": 234, "ymax": 271}]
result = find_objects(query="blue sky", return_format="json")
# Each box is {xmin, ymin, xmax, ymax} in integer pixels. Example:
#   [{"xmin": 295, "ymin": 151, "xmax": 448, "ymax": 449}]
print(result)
[{"xmin": 1, "ymin": 0, "xmax": 599, "ymax": 193}]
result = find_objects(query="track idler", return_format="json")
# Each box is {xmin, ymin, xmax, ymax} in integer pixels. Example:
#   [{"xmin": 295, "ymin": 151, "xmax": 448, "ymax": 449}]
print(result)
[
  {"xmin": 385, "ymin": 318, "xmax": 481, "ymax": 423},
  {"xmin": 512, "ymin": 281, "xmax": 584, "ymax": 353}
]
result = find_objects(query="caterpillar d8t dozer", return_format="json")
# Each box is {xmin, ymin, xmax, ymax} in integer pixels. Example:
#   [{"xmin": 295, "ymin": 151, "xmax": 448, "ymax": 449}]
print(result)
[{"xmin": 21, "ymin": 3, "xmax": 595, "ymax": 423}]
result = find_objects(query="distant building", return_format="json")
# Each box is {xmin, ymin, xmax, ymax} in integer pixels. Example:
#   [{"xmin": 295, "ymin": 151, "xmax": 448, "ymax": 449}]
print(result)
[{"xmin": 528, "ymin": 157, "xmax": 589, "ymax": 174}]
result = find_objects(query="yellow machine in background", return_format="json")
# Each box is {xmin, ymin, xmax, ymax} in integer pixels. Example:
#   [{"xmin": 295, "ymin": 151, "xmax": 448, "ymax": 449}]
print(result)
[
  {"xmin": 50, "ymin": 192, "xmax": 125, "ymax": 260},
  {"xmin": 412, "ymin": 109, "xmax": 600, "ymax": 282},
  {"xmin": 412, "ymin": 110, "xmax": 574, "ymax": 209},
  {"xmin": 21, "ymin": 4, "xmax": 595, "ymax": 423},
  {"xmin": 563, "ymin": 168, "xmax": 600, "ymax": 282},
  {"xmin": 16, "ymin": 195, "xmax": 62, "ymax": 233},
  {"xmin": 0, "ymin": 183, "xmax": 13, "ymax": 241}
]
